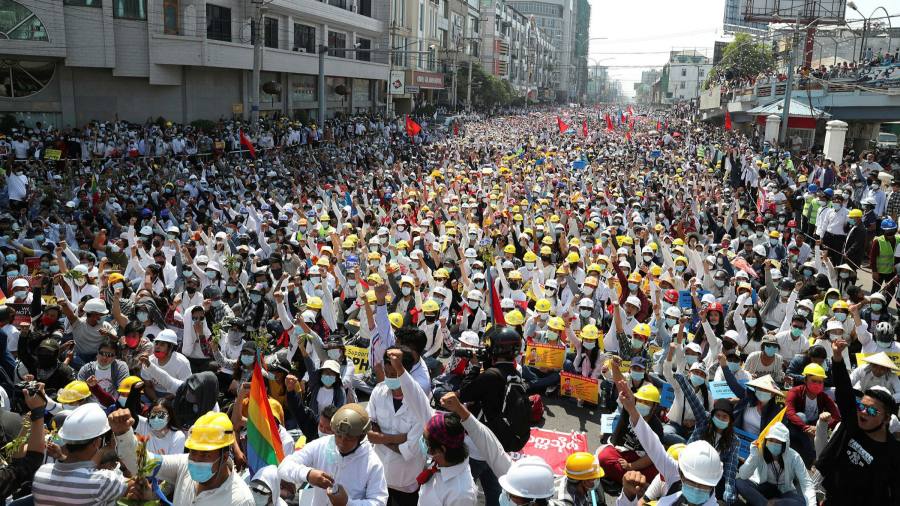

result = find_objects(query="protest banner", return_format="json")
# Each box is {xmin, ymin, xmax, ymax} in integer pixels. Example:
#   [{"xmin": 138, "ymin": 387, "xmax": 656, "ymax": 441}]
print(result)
[
  {"xmin": 709, "ymin": 380, "xmax": 742, "ymax": 400},
  {"xmin": 7, "ymin": 303, "xmax": 31, "ymax": 326},
  {"xmin": 344, "ymin": 345, "xmax": 370, "ymax": 374},
  {"xmin": 734, "ymin": 427, "xmax": 759, "ymax": 460},
  {"xmin": 524, "ymin": 343, "xmax": 566, "ymax": 369},
  {"xmin": 559, "ymin": 372, "xmax": 598, "ymax": 404},
  {"xmin": 856, "ymin": 352, "xmax": 900, "ymax": 376},
  {"xmin": 508, "ymin": 428, "xmax": 588, "ymax": 475}
]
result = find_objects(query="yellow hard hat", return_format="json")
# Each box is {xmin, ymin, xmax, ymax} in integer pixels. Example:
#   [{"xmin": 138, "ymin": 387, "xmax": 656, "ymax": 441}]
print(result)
[
  {"xmin": 505, "ymin": 309, "xmax": 525, "ymax": 326},
  {"xmin": 118, "ymin": 376, "xmax": 143, "ymax": 395},
  {"xmin": 564, "ymin": 451, "xmax": 605, "ymax": 481},
  {"xmin": 535, "ymin": 298, "xmax": 552, "ymax": 313},
  {"xmin": 570, "ymin": 237, "xmax": 581, "ymax": 247},
  {"xmin": 632, "ymin": 323, "xmax": 651, "ymax": 337},
  {"xmin": 540, "ymin": 245, "xmax": 552, "ymax": 255},
  {"xmin": 627, "ymin": 272, "xmax": 642, "ymax": 283},
  {"xmin": 396, "ymin": 240, "xmax": 409, "ymax": 250},
  {"xmin": 523, "ymin": 251, "xmax": 538, "ymax": 263},
  {"xmin": 513, "ymin": 214, "xmax": 524, "ymax": 222},
  {"xmin": 504, "ymin": 244, "xmax": 517, "ymax": 254},
  {"xmin": 435, "ymin": 268, "xmax": 450, "ymax": 279},
  {"xmin": 584, "ymin": 276, "xmax": 599, "ymax": 287},
  {"xmin": 635, "ymin": 384, "xmax": 661, "ymax": 403},
  {"xmin": 541, "ymin": 236, "xmax": 554, "ymax": 246},
  {"xmin": 366, "ymin": 290, "xmax": 377, "ymax": 304},
  {"xmin": 587, "ymin": 263, "xmax": 602, "ymax": 273},
  {"xmin": 388, "ymin": 312, "xmax": 404, "ymax": 329},
  {"xmin": 768, "ymin": 230, "xmax": 780, "ymax": 239},
  {"xmin": 548, "ymin": 316, "xmax": 566, "ymax": 331},
  {"xmin": 802, "ymin": 363, "xmax": 827, "ymax": 378},
  {"xmin": 674, "ymin": 255, "xmax": 688, "ymax": 265},
  {"xmin": 422, "ymin": 299, "xmax": 440, "ymax": 313},
  {"xmin": 184, "ymin": 412, "xmax": 236, "ymax": 451},
  {"xmin": 831, "ymin": 300, "xmax": 849, "ymax": 311},
  {"xmin": 580, "ymin": 324, "xmax": 600, "ymax": 340},
  {"xmin": 667, "ymin": 443, "xmax": 687, "ymax": 460},
  {"xmin": 672, "ymin": 238, "xmax": 685, "ymax": 247},
  {"xmin": 649, "ymin": 265, "xmax": 662, "ymax": 276},
  {"xmin": 57, "ymin": 380, "xmax": 91, "ymax": 404},
  {"xmin": 566, "ymin": 251, "xmax": 580, "ymax": 263},
  {"xmin": 367, "ymin": 251, "xmax": 382, "ymax": 261},
  {"xmin": 306, "ymin": 296, "xmax": 323, "ymax": 310},
  {"xmin": 535, "ymin": 216, "xmax": 546, "ymax": 225},
  {"xmin": 550, "ymin": 214, "xmax": 561, "ymax": 223},
  {"xmin": 848, "ymin": 209, "xmax": 863, "ymax": 218},
  {"xmin": 367, "ymin": 273, "xmax": 384, "ymax": 285},
  {"xmin": 508, "ymin": 270, "xmax": 523, "ymax": 281}
]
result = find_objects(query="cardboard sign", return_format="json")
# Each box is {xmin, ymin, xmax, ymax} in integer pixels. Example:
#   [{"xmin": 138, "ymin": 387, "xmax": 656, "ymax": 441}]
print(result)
[
  {"xmin": 709, "ymin": 380, "xmax": 739, "ymax": 400},
  {"xmin": 600, "ymin": 413, "xmax": 620, "ymax": 434},
  {"xmin": 344, "ymin": 345, "xmax": 369, "ymax": 374},
  {"xmin": 659, "ymin": 382, "xmax": 675, "ymax": 409},
  {"xmin": 856, "ymin": 352, "xmax": 900, "ymax": 376},
  {"xmin": 24, "ymin": 257, "xmax": 41, "ymax": 274},
  {"xmin": 508, "ymin": 428, "xmax": 588, "ymax": 475},
  {"xmin": 559, "ymin": 372, "xmax": 598, "ymax": 404},
  {"xmin": 44, "ymin": 149, "xmax": 61, "ymax": 160},
  {"xmin": 524, "ymin": 343, "xmax": 566, "ymax": 369},
  {"xmin": 734, "ymin": 427, "xmax": 759, "ymax": 460},
  {"xmin": 7, "ymin": 303, "xmax": 31, "ymax": 326}
]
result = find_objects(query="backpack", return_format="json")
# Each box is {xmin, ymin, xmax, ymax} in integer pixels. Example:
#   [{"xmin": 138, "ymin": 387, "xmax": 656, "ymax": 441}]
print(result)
[{"xmin": 482, "ymin": 369, "xmax": 532, "ymax": 452}]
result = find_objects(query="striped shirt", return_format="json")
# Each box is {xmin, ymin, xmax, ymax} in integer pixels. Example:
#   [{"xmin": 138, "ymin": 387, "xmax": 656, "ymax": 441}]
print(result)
[{"xmin": 32, "ymin": 460, "xmax": 127, "ymax": 505}]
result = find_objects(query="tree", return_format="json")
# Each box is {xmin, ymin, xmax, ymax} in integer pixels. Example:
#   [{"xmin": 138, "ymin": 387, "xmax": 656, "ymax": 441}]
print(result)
[
  {"xmin": 455, "ymin": 63, "xmax": 519, "ymax": 108},
  {"xmin": 705, "ymin": 33, "xmax": 774, "ymax": 88}
]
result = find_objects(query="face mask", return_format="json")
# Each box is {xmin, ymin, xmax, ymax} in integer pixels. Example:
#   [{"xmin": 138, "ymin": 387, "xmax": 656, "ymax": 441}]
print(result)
[
  {"xmin": 714, "ymin": 279, "xmax": 725, "ymax": 288},
  {"xmin": 125, "ymin": 335, "xmax": 140, "ymax": 348},
  {"xmin": 765, "ymin": 441, "xmax": 783, "ymax": 456},
  {"xmin": 13, "ymin": 290, "xmax": 26, "ymax": 299},
  {"xmin": 579, "ymin": 309, "xmax": 592, "ymax": 318},
  {"xmin": 49, "ymin": 264, "xmax": 60, "ymax": 273},
  {"xmin": 97, "ymin": 361, "xmax": 111, "ymax": 370},
  {"xmin": 635, "ymin": 403, "xmax": 651, "ymax": 417},
  {"xmin": 834, "ymin": 312, "xmax": 847, "ymax": 322},
  {"xmin": 418, "ymin": 436, "xmax": 429, "ymax": 456},
  {"xmin": 806, "ymin": 382, "xmax": 824, "ymax": 395},
  {"xmin": 383, "ymin": 376, "xmax": 401, "ymax": 390},
  {"xmin": 187, "ymin": 460, "xmax": 215, "ymax": 483},
  {"xmin": 148, "ymin": 415, "xmax": 168, "ymax": 431},
  {"xmin": 769, "ymin": 239, "xmax": 778, "ymax": 246},
  {"xmin": 643, "ymin": 255, "xmax": 653, "ymax": 263},
  {"xmin": 676, "ymin": 265, "xmax": 686, "ymax": 273},
  {"xmin": 321, "ymin": 375, "xmax": 336, "ymax": 387},
  {"xmin": 831, "ymin": 203, "xmax": 841, "ymax": 210},
  {"xmin": 226, "ymin": 285, "xmax": 238, "ymax": 294},
  {"xmin": 871, "ymin": 303, "xmax": 883, "ymax": 312},
  {"xmin": 206, "ymin": 271, "xmax": 217, "ymax": 280},
  {"xmin": 136, "ymin": 310, "xmax": 149, "ymax": 322},
  {"xmin": 681, "ymin": 483, "xmax": 712, "ymax": 505},
  {"xmin": 546, "ymin": 331, "xmax": 559, "ymax": 341},
  {"xmin": 249, "ymin": 293, "xmax": 262, "ymax": 303},
  {"xmin": 498, "ymin": 491, "xmax": 516, "ymax": 506},
  {"xmin": 839, "ymin": 271, "xmax": 850, "ymax": 280},
  {"xmin": 582, "ymin": 341, "xmax": 596, "ymax": 350},
  {"xmin": 327, "ymin": 349, "xmax": 342, "ymax": 360},
  {"xmin": 797, "ymin": 309, "xmax": 809, "ymax": 318},
  {"xmin": 631, "ymin": 338, "xmax": 644, "ymax": 349},
  {"xmin": 755, "ymin": 391, "xmax": 772, "ymax": 403},
  {"xmin": 628, "ymin": 282, "xmax": 639, "ymax": 291},
  {"xmin": 117, "ymin": 396, "xmax": 129, "ymax": 407},
  {"xmin": 763, "ymin": 345, "xmax": 778, "ymax": 357},
  {"xmin": 690, "ymin": 373, "xmax": 705, "ymax": 386},
  {"xmin": 745, "ymin": 317, "xmax": 757, "ymax": 327},
  {"xmin": 803, "ymin": 269, "xmax": 813, "ymax": 277},
  {"xmin": 583, "ymin": 287, "xmax": 594, "ymax": 296},
  {"xmin": 5, "ymin": 254, "xmax": 16, "ymax": 263},
  {"xmin": 727, "ymin": 361, "xmax": 740, "ymax": 372},
  {"xmin": 6, "ymin": 269, "xmax": 18, "ymax": 277},
  {"xmin": 240, "ymin": 355, "xmax": 254, "ymax": 366},
  {"xmin": 631, "ymin": 371, "xmax": 645, "ymax": 382},
  {"xmin": 791, "ymin": 327, "xmax": 803, "ymax": 338},
  {"xmin": 665, "ymin": 317, "xmax": 677, "ymax": 327},
  {"xmin": 154, "ymin": 350, "xmax": 168, "ymax": 360},
  {"xmin": 826, "ymin": 298, "xmax": 837, "ymax": 307}
]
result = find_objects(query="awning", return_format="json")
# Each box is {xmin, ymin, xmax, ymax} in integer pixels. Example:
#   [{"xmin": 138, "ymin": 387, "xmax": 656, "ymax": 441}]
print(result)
[{"xmin": 747, "ymin": 98, "xmax": 831, "ymax": 119}]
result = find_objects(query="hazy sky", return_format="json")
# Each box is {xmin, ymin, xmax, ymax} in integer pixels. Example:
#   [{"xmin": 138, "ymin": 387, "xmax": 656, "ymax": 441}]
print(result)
[{"xmin": 587, "ymin": 0, "xmax": 893, "ymax": 97}]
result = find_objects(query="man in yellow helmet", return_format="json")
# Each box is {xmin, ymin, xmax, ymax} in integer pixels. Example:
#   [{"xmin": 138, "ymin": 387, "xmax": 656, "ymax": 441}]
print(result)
[
  {"xmin": 116, "ymin": 410, "xmax": 255, "ymax": 505},
  {"xmin": 784, "ymin": 361, "xmax": 840, "ymax": 466}
]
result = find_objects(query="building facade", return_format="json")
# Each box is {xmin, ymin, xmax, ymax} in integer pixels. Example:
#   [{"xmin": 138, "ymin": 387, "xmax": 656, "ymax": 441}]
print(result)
[
  {"xmin": 0, "ymin": 0, "xmax": 397, "ymax": 127},
  {"xmin": 509, "ymin": 0, "xmax": 575, "ymax": 101},
  {"xmin": 661, "ymin": 50, "xmax": 712, "ymax": 104}
]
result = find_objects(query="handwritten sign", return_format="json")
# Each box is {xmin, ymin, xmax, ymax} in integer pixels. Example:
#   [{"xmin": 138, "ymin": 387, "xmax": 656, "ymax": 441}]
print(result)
[
  {"xmin": 560, "ymin": 372, "xmax": 598, "ymax": 404},
  {"xmin": 44, "ymin": 149, "xmax": 61, "ymax": 160},
  {"xmin": 600, "ymin": 413, "xmax": 620, "ymax": 434},
  {"xmin": 344, "ymin": 345, "xmax": 370, "ymax": 374},
  {"xmin": 709, "ymin": 380, "xmax": 738, "ymax": 400},
  {"xmin": 7, "ymin": 303, "xmax": 31, "ymax": 326},
  {"xmin": 524, "ymin": 343, "xmax": 566, "ymax": 369},
  {"xmin": 856, "ymin": 352, "xmax": 900, "ymax": 376},
  {"xmin": 734, "ymin": 427, "xmax": 759, "ymax": 460},
  {"xmin": 508, "ymin": 428, "xmax": 589, "ymax": 476}
]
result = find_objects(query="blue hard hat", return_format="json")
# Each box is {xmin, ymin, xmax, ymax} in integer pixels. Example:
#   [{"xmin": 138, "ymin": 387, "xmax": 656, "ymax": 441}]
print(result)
[
  {"xmin": 881, "ymin": 218, "xmax": 897, "ymax": 231},
  {"xmin": 807, "ymin": 184, "xmax": 818, "ymax": 193},
  {"xmin": 823, "ymin": 188, "xmax": 833, "ymax": 198},
  {"xmin": 783, "ymin": 151, "xmax": 791, "ymax": 158}
]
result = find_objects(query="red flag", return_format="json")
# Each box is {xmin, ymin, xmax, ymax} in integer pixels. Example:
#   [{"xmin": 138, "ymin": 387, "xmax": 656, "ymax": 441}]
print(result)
[
  {"xmin": 487, "ymin": 269, "xmax": 505, "ymax": 326},
  {"xmin": 664, "ymin": 119, "xmax": 669, "ymax": 130},
  {"xmin": 557, "ymin": 116, "xmax": 568, "ymax": 133},
  {"xmin": 453, "ymin": 121, "xmax": 459, "ymax": 136},
  {"xmin": 627, "ymin": 105, "xmax": 635, "ymax": 116},
  {"xmin": 239, "ymin": 130, "xmax": 256, "ymax": 158},
  {"xmin": 405, "ymin": 115, "xmax": 421, "ymax": 137},
  {"xmin": 656, "ymin": 120, "xmax": 661, "ymax": 131},
  {"xmin": 625, "ymin": 130, "xmax": 632, "ymax": 141},
  {"xmin": 724, "ymin": 110, "xmax": 732, "ymax": 131},
  {"xmin": 581, "ymin": 120, "xmax": 588, "ymax": 137},
  {"xmin": 605, "ymin": 114, "xmax": 614, "ymax": 132}
]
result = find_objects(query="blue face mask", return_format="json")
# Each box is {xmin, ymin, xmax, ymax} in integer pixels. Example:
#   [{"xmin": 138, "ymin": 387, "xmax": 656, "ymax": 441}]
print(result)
[
  {"xmin": 249, "ymin": 293, "xmax": 262, "ymax": 303},
  {"xmin": 712, "ymin": 415, "xmax": 730, "ymax": 430},
  {"xmin": 763, "ymin": 346, "xmax": 777, "ymax": 357},
  {"xmin": 631, "ymin": 338, "xmax": 645, "ymax": 350},
  {"xmin": 690, "ymin": 373, "xmax": 705, "ymax": 386},
  {"xmin": 5, "ymin": 254, "xmax": 16, "ymax": 263},
  {"xmin": 148, "ymin": 415, "xmax": 168, "ymax": 431},
  {"xmin": 727, "ymin": 361, "xmax": 740, "ymax": 372},
  {"xmin": 383, "ymin": 376, "xmax": 401, "ymax": 390},
  {"xmin": 49, "ymin": 264, "xmax": 60, "ymax": 273},
  {"xmin": 418, "ymin": 436, "xmax": 429, "ymax": 456},
  {"xmin": 635, "ymin": 403, "xmax": 651, "ymax": 417},
  {"xmin": 834, "ymin": 312, "xmax": 847, "ymax": 322},
  {"xmin": 766, "ymin": 442, "xmax": 783, "ymax": 456},
  {"xmin": 745, "ymin": 317, "xmax": 758, "ymax": 327},
  {"xmin": 628, "ymin": 282, "xmax": 639, "ymax": 291},
  {"xmin": 681, "ymin": 483, "xmax": 712, "ymax": 505},
  {"xmin": 118, "ymin": 396, "xmax": 128, "ymax": 407},
  {"xmin": 630, "ymin": 371, "xmax": 645, "ymax": 382},
  {"xmin": 187, "ymin": 460, "xmax": 215, "ymax": 483},
  {"xmin": 791, "ymin": 327, "xmax": 803, "ymax": 338},
  {"xmin": 665, "ymin": 318, "xmax": 677, "ymax": 327},
  {"xmin": 871, "ymin": 303, "xmax": 883, "ymax": 312},
  {"xmin": 240, "ymin": 355, "xmax": 254, "ymax": 366},
  {"xmin": 321, "ymin": 375, "xmax": 336, "ymax": 387},
  {"xmin": 755, "ymin": 391, "xmax": 772, "ymax": 403},
  {"xmin": 684, "ymin": 355, "xmax": 698, "ymax": 366}
]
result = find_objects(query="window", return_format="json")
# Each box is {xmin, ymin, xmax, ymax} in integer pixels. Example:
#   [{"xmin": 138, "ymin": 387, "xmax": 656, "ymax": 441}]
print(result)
[
  {"xmin": 419, "ymin": 3, "xmax": 424, "ymax": 31},
  {"xmin": 63, "ymin": 0, "xmax": 100, "ymax": 6},
  {"xmin": 356, "ymin": 38, "xmax": 370, "ymax": 61},
  {"xmin": 328, "ymin": 0, "xmax": 346, "ymax": 8},
  {"xmin": 357, "ymin": 0, "xmax": 371, "ymax": 16},
  {"xmin": 680, "ymin": 81, "xmax": 686, "ymax": 89},
  {"xmin": 681, "ymin": 67, "xmax": 687, "ymax": 77},
  {"xmin": 0, "ymin": 59, "xmax": 54, "ymax": 98},
  {"xmin": 328, "ymin": 30, "xmax": 346, "ymax": 57},
  {"xmin": 0, "ymin": 0, "xmax": 49, "ymax": 40},
  {"xmin": 263, "ymin": 17, "xmax": 278, "ymax": 48},
  {"xmin": 205, "ymin": 4, "xmax": 230, "ymax": 41},
  {"xmin": 114, "ymin": 0, "xmax": 146, "ymax": 19},
  {"xmin": 163, "ymin": 0, "xmax": 178, "ymax": 34},
  {"xmin": 294, "ymin": 24, "xmax": 315, "ymax": 53}
]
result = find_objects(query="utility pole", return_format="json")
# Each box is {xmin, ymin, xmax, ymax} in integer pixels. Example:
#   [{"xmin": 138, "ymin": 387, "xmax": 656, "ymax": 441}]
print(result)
[
  {"xmin": 318, "ymin": 44, "xmax": 327, "ymax": 124},
  {"xmin": 778, "ymin": 28, "xmax": 797, "ymax": 147},
  {"xmin": 250, "ymin": 0, "xmax": 264, "ymax": 130},
  {"xmin": 466, "ymin": 47, "xmax": 473, "ymax": 112}
]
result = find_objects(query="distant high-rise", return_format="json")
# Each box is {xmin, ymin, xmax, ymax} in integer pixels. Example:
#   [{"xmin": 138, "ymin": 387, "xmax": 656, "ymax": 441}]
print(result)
[{"xmin": 723, "ymin": 0, "xmax": 769, "ymax": 34}]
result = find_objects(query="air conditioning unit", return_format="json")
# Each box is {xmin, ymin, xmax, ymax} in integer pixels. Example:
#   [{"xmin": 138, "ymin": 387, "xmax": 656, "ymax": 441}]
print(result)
[{"xmin": 297, "ymin": 47, "xmax": 307, "ymax": 53}]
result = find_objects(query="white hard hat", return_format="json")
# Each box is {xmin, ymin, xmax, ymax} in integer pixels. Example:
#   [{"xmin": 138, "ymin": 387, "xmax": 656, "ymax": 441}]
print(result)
[
  {"xmin": 302, "ymin": 310, "xmax": 317, "ymax": 323},
  {"xmin": 308, "ymin": 265, "xmax": 321, "ymax": 276},
  {"xmin": 678, "ymin": 440, "xmax": 723, "ymax": 486},
  {"xmin": 544, "ymin": 279, "xmax": 558, "ymax": 290},
  {"xmin": 500, "ymin": 297, "xmax": 515, "ymax": 310},
  {"xmin": 83, "ymin": 298, "xmax": 109, "ymax": 315},
  {"xmin": 12, "ymin": 278, "xmax": 29, "ymax": 289},
  {"xmin": 156, "ymin": 329, "xmax": 179, "ymax": 344},
  {"xmin": 797, "ymin": 299, "xmax": 814, "ymax": 311},
  {"xmin": 464, "ymin": 248, "xmax": 477, "ymax": 259},
  {"xmin": 497, "ymin": 456, "xmax": 555, "ymax": 499},
  {"xmin": 664, "ymin": 306, "xmax": 682, "ymax": 318},
  {"xmin": 701, "ymin": 293, "xmax": 716, "ymax": 304},
  {"xmin": 195, "ymin": 255, "xmax": 209, "ymax": 265},
  {"xmin": 73, "ymin": 264, "xmax": 89, "ymax": 275},
  {"xmin": 459, "ymin": 330, "xmax": 480, "ymax": 348},
  {"xmin": 752, "ymin": 244, "xmax": 767, "ymax": 257},
  {"xmin": 467, "ymin": 289, "xmax": 482, "ymax": 301},
  {"xmin": 502, "ymin": 260, "xmax": 515, "ymax": 270},
  {"xmin": 320, "ymin": 359, "xmax": 341, "ymax": 374},
  {"xmin": 139, "ymin": 225, "xmax": 153, "ymax": 236},
  {"xmin": 625, "ymin": 296, "xmax": 641, "ymax": 308},
  {"xmin": 58, "ymin": 403, "xmax": 110, "ymax": 443},
  {"xmin": 826, "ymin": 319, "xmax": 843, "ymax": 332},
  {"xmin": 578, "ymin": 298, "xmax": 594, "ymax": 309}
]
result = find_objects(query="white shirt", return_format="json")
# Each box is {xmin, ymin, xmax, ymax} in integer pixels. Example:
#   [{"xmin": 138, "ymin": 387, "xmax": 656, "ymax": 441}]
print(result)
[
  {"xmin": 366, "ymin": 370, "xmax": 430, "ymax": 493},
  {"xmin": 141, "ymin": 352, "xmax": 192, "ymax": 395},
  {"xmin": 155, "ymin": 453, "xmax": 254, "ymax": 506},
  {"xmin": 3, "ymin": 323, "xmax": 20, "ymax": 353},
  {"xmin": 417, "ymin": 459, "xmax": 477, "ymax": 506},
  {"xmin": 278, "ymin": 436, "xmax": 388, "ymax": 505},
  {"xmin": 6, "ymin": 172, "xmax": 27, "ymax": 200},
  {"xmin": 135, "ymin": 417, "xmax": 186, "ymax": 456}
]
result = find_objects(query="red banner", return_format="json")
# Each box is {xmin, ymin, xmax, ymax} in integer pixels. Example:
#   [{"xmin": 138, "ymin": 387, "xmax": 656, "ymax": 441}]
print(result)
[{"xmin": 508, "ymin": 428, "xmax": 588, "ymax": 475}]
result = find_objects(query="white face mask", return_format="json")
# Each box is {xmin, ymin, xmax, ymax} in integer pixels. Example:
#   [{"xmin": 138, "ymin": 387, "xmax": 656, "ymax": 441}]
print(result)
[{"xmin": 401, "ymin": 286, "xmax": 412, "ymax": 296}]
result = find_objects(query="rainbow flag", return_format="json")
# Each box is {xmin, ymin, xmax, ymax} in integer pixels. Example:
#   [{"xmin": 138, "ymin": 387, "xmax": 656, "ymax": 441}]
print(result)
[{"xmin": 246, "ymin": 360, "xmax": 285, "ymax": 475}]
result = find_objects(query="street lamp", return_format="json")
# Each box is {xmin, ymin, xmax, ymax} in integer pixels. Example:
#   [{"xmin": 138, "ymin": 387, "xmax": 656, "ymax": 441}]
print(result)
[{"xmin": 847, "ymin": 2, "xmax": 893, "ymax": 60}]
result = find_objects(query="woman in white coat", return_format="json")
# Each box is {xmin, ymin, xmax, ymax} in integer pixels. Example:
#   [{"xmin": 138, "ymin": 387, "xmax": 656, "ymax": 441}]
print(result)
[{"xmin": 735, "ymin": 423, "xmax": 816, "ymax": 506}]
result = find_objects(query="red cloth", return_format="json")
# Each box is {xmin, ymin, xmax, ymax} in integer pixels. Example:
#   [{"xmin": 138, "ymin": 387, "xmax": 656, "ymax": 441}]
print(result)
[
  {"xmin": 405, "ymin": 115, "xmax": 421, "ymax": 137},
  {"xmin": 596, "ymin": 447, "xmax": 658, "ymax": 483},
  {"xmin": 725, "ymin": 109, "xmax": 732, "ymax": 131},
  {"xmin": 606, "ymin": 114, "xmax": 614, "ymax": 132},
  {"xmin": 581, "ymin": 120, "xmax": 588, "ymax": 137},
  {"xmin": 557, "ymin": 116, "xmax": 568, "ymax": 133},
  {"xmin": 239, "ymin": 130, "xmax": 256, "ymax": 158}
]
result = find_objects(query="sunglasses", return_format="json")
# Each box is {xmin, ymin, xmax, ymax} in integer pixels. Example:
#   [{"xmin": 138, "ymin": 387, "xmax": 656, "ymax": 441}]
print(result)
[
  {"xmin": 98, "ymin": 351, "xmax": 116, "ymax": 358},
  {"xmin": 856, "ymin": 400, "xmax": 880, "ymax": 417}
]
